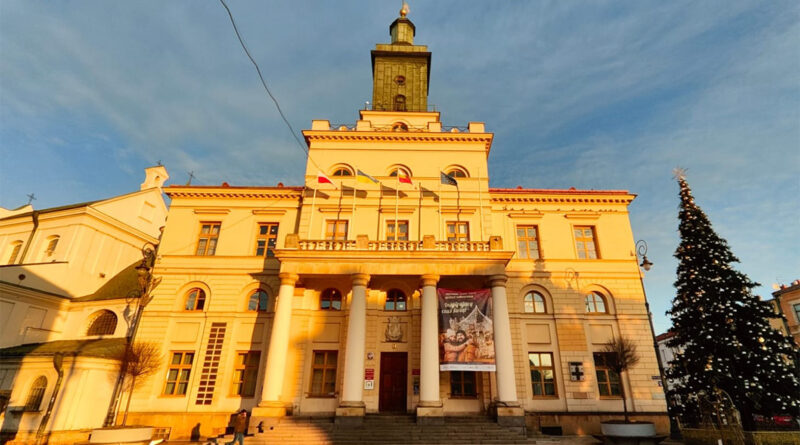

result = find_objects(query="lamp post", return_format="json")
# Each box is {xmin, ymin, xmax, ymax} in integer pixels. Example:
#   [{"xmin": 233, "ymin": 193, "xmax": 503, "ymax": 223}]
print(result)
[
  {"xmin": 103, "ymin": 242, "xmax": 161, "ymax": 427},
  {"xmin": 635, "ymin": 240, "xmax": 675, "ymax": 434}
]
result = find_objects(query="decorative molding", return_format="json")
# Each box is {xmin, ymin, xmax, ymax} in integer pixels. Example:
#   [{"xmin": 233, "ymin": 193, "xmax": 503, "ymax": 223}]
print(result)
[
  {"xmin": 378, "ymin": 206, "xmax": 416, "ymax": 214},
  {"xmin": 564, "ymin": 212, "xmax": 600, "ymax": 220},
  {"xmin": 508, "ymin": 211, "xmax": 544, "ymax": 219},
  {"xmin": 252, "ymin": 209, "xmax": 287, "ymax": 216},
  {"xmin": 193, "ymin": 209, "xmax": 230, "ymax": 215},
  {"xmin": 440, "ymin": 206, "xmax": 476, "ymax": 215},
  {"xmin": 318, "ymin": 207, "xmax": 353, "ymax": 214}
]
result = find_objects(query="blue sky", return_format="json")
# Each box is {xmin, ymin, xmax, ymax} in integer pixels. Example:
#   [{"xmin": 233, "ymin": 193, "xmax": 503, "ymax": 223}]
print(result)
[{"xmin": 1, "ymin": 1, "xmax": 798, "ymax": 334}]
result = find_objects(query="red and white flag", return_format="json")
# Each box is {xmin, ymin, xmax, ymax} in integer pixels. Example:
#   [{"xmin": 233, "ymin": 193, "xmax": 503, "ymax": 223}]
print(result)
[
  {"xmin": 398, "ymin": 172, "xmax": 412, "ymax": 185},
  {"xmin": 317, "ymin": 171, "xmax": 337, "ymax": 188}
]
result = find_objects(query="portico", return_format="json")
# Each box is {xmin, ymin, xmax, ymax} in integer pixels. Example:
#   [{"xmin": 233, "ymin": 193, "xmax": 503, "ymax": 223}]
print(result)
[{"xmin": 251, "ymin": 236, "xmax": 523, "ymax": 424}]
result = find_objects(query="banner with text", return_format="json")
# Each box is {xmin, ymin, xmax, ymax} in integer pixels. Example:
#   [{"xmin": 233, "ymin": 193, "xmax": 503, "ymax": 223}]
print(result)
[{"xmin": 437, "ymin": 288, "xmax": 496, "ymax": 371}]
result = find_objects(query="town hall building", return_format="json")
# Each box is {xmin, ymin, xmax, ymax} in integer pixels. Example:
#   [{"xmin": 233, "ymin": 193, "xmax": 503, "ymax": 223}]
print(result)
[{"xmin": 124, "ymin": 8, "xmax": 668, "ymax": 439}]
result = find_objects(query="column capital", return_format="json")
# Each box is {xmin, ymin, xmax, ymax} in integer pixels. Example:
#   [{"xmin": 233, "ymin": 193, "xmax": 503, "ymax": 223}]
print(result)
[
  {"xmin": 351, "ymin": 273, "xmax": 371, "ymax": 287},
  {"xmin": 420, "ymin": 274, "xmax": 440, "ymax": 287},
  {"xmin": 487, "ymin": 274, "xmax": 508, "ymax": 287},
  {"xmin": 278, "ymin": 272, "xmax": 299, "ymax": 286}
]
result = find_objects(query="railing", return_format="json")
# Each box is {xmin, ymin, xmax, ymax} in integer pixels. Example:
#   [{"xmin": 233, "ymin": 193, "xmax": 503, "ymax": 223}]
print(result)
[
  {"xmin": 368, "ymin": 240, "xmax": 422, "ymax": 251},
  {"xmin": 294, "ymin": 239, "xmax": 492, "ymax": 252},
  {"xmin": 325, "ymin": 123, "xmax": 470, "ymax": 133},
  {"xmin": 363, "ymin": 103, "xmax": 439, "ymax": 112},
  {"xmin": 434, "ymin": 241, "xmax": 491, "ymax": 252},
  {"xmin": 298, "ymin": 240, "xmax": 357, "ymax": 251}
]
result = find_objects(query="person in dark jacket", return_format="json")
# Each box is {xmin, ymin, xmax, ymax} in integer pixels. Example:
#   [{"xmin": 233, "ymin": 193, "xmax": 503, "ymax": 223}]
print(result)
[{"xmin": 225, "ymin": 409, "xmax": 248, "ymax": 445}]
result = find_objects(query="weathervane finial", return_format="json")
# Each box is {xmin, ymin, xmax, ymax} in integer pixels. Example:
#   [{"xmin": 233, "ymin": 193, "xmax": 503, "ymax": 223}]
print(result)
[{"xmin": 400, "ymin": 1, "xmax": 409, "ymax": 18}]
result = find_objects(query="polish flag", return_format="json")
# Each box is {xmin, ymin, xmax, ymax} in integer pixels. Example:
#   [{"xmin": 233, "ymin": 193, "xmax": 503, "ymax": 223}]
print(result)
[
  {"xmin": 398, "ymin": 173, "xmax": 412, "ymax": 185},
  {"xmin": 317, "ymin": 171, "xmax": 336, "ymax": 187}
]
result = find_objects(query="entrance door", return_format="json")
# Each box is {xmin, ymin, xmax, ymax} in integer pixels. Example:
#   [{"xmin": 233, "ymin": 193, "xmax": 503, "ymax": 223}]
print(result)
[{"xmin": 379, "ymin": 352, "xmax": 408, "ymax": 412}]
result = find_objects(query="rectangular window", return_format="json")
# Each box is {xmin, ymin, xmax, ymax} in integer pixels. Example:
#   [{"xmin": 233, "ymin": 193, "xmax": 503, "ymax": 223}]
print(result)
[
  {"xmin": 446, "ymin": 222, "xmax": 470, "ymax": 242},
  {"xmin": 794, "ymin": 303, "xmax": 800, "ymax": 323},
  {"xmin": 593, "ymin": 352, "xmax": 621, "ymax": 397},
  {"xmin": 516, "ymin": 225, "xmax": 541, "ymax": 259},
  {"xmin": 529, "ymin": 352, "xmax": 556, "ymax": 397},
  {"xmin": 574, "ymin": 226, "xmax": 598, "ymax": 259},
  {"xmin": 164, "ymin": 351, "xmax": 195, "ymax": 396},
  {"xmin": 309, "ymin": 351, "xmax": 338, "ymax": 397},
  {"xmin": 255, "ymin": 223, "xmax": 279, "ymax": 257},
  {"xmin": 450, "ymin": 371, "xmax": 477, "ymax": 397},
  {"xmin": 386, "ymin": 220, "xmax": 409, "ymax": 241},
  {"xmin": 325, "ymin": 220, "xmax": 348, "ymax": 241},
  {"xmin": 196, "ymin": 222, "xmax": 221, "ymax": 256},
  {"xmin": 7, "ymin": 242, "xmax": 22, "ymax": 265},
  {"xmin": 231, "ymin": 351, "xmax": 261, "ymax": 397}
]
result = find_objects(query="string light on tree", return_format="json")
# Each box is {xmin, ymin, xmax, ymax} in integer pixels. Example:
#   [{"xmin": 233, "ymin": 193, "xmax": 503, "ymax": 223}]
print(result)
[{"xmin": 665, "ymin": 168, "xmax": 800, "ymax": 430}]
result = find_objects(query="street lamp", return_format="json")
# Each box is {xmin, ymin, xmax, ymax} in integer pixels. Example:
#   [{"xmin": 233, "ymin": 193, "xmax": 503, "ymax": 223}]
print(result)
[
  {"xmin": 635, "ymin": 240, "xmax": 675, "ymax": 435},
  {"xmin": 104, "ymin": 242, "xmax": 161, "ymax": 426}
]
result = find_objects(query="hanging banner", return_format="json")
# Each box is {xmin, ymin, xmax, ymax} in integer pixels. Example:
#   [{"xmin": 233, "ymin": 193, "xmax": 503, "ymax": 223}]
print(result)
[{"xmin": 437, "ymin": 288, "xmax": 496, "ymax": 371}]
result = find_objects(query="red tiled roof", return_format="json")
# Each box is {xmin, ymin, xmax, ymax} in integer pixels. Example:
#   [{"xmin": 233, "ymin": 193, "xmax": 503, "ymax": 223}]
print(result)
[{"xmin": 489, "ymin": 187, "xmax": 631, "ymax": 195}]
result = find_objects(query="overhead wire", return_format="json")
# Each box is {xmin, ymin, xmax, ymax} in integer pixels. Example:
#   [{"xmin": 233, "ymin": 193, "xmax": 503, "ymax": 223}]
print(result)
[{"xmin": 218, "ymin": 0, "xmax": 322, "ymax": 173}]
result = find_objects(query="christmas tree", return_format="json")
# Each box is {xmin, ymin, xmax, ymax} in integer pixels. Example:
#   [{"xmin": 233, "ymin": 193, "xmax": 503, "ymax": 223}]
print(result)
[{"xmin": 666, "ymin": 169, "xmax": 799, "ymax": 430}]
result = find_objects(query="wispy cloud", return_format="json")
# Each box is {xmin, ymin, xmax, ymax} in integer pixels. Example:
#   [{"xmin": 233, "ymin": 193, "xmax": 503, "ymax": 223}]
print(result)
[{"xmin": 1, "ymin": 1, "xmax": 797, "ymax": 333}]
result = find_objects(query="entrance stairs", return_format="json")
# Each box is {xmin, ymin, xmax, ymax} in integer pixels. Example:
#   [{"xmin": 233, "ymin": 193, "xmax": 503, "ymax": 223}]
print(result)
[{"xmin": 225, "ymin": 414, "xmax": 552, "ymax": 444}]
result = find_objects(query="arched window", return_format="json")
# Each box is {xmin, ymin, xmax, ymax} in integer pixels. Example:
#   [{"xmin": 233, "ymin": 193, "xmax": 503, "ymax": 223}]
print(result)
[
  {"xmin": 394, "ymin": 94, "xmax": 407, "ymax": 112},
  {"xmin": 247, "ymin": 289, "xmax": 269, "ymax": 312},
  {"xmin": 44, "ymin": 236, "xmax": 60, "ymax": 256},
  {"xmin": 332, "ymin": 167, "xmax": 353, "ymax": 177},
  {"xmin": 86, "ymin": 310, "xmax": 118, "ymax": 336},
  {"xmin": 585, "ymin": 292, "xmax": 608, "ymax": 314},
  {"xmin": 389, "ymin": 166, "xmax": 411, "ymax": 177},
  {"xmin": 320, "ymin": 288, "xmax": 342, "ymax": 311},
  {"xmin": 391, "ymin": 122, "xmax": 408, "ymax": 132},
  {"xmin": 523, "ymin": 291, "xmax": 546, "ymax": 313},
  {"xmin": 184, "ymin": 288, "xmax": 206, "ymax": 311},
  {"xmin": 385, "ymin": 289, "xmax": 407, "ymax": 311},
  {"xmin": 24, "ymin": 376, "xmax": 47, "ymax": 411},
  {"xmin": 447, "ymin": 168, "xmax": 467, "ymax": 178},
  {"xmin": 7, "ymin": 240, "xmax": 23, "ymax": 264}
]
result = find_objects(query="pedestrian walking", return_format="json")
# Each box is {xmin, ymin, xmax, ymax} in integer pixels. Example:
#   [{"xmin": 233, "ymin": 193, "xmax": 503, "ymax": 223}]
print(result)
[{"xmin": 225, "ymin": 409, "xmax": 248, "ymax": 445}]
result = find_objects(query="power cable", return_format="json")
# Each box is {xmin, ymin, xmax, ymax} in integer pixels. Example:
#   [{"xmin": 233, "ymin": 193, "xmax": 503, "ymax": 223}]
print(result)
[{"xmin": 218, "ymin": 0, "xmax": 320, "ymax": 171}]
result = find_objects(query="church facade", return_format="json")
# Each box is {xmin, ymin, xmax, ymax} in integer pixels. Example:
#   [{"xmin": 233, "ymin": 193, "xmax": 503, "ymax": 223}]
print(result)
[{"xmin": 126, "ymin": 10, "xmax": 668, "ymax": 439}]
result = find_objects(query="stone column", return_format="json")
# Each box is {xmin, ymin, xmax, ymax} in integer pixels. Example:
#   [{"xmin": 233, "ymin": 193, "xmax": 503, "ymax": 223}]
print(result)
[
  {"xmin": 253, "ymin": 272, "xmax": 298, "ymax": 418},
  {"xmin": 417, "ymin": 274, "xmax": 443, "ymax": 423},
  {"xmin": 336, "ymin": 273, "xmax": 369, "ymax": 424},
  {"xmin": 488, "ymin": 274, "xmax": 525, "ymax": 426}
]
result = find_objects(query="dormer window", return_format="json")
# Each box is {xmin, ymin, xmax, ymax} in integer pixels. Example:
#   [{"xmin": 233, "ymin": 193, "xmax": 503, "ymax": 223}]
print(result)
[{"xmin": 391, "ymin": 122, "xmax": 408, "ymax": 132}]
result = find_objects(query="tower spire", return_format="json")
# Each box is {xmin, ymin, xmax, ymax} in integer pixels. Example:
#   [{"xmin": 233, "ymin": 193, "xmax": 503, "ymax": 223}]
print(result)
[
  {"xmin": 371, "ymin": 3, "xmax": 431, "ymax": 112},
  {"xmin": 390, "ymin": 2, "xmax": 415, "ymax": 45}
]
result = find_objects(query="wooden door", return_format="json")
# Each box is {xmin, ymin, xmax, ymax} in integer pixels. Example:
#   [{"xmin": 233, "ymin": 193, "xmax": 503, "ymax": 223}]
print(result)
[{"xmin": 379, "ymin": 352, "xmax": 407, "ymax": 412}]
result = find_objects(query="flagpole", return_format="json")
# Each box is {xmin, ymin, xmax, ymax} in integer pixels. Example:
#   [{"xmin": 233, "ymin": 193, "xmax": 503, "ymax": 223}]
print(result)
[
  {"xmin": 309, "ymin": 187, "xmax": 318, "ymax": 240},
  {"xmin": 350, "ymin": 180, "xmax": 357, "ymax": 240},
  {"xmin": 394, "ymin": 175, "xmax": 400, "ymax": 241},
  {"xmin": 477, "ymin": 167, "xmax": 484, "ymax": 242},
  {"xmin": 438, "ymin": 172, "xmax": 443, "ymax": 241},
  {"xmin": 417, "ymin": 183, "xmax": 422, "ymax": 241}
]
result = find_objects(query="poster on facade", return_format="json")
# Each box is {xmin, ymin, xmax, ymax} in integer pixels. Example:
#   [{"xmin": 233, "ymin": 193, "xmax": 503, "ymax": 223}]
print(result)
[{"xmin": 438, "ymin": 288, "xmax": 496, "ymax": 371}]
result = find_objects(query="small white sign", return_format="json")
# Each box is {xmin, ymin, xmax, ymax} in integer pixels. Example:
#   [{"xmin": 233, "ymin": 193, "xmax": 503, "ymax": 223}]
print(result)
[{"xmin": 364, "ymin": 380, "xmax": 374, "ymax": 390}]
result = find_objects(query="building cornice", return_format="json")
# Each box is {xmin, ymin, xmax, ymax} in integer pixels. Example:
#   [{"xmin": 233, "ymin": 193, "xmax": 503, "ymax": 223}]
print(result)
[
  {"xmin": 303, "ymin": 130, "xmax": 493, "ymax": 152},
  {"xmin": 490, "ymin": 188, "xmax": 635, "ymax": 205},
  {"xmin": 166, "ymin": 186, "xmax": 304, "ymax": 200}
]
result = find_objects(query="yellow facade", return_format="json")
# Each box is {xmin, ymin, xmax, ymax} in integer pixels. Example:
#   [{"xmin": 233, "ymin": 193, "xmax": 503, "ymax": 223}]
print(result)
[{"xmin": 127, "ymin": 11, "xmax": 667, "ymax": 440}]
